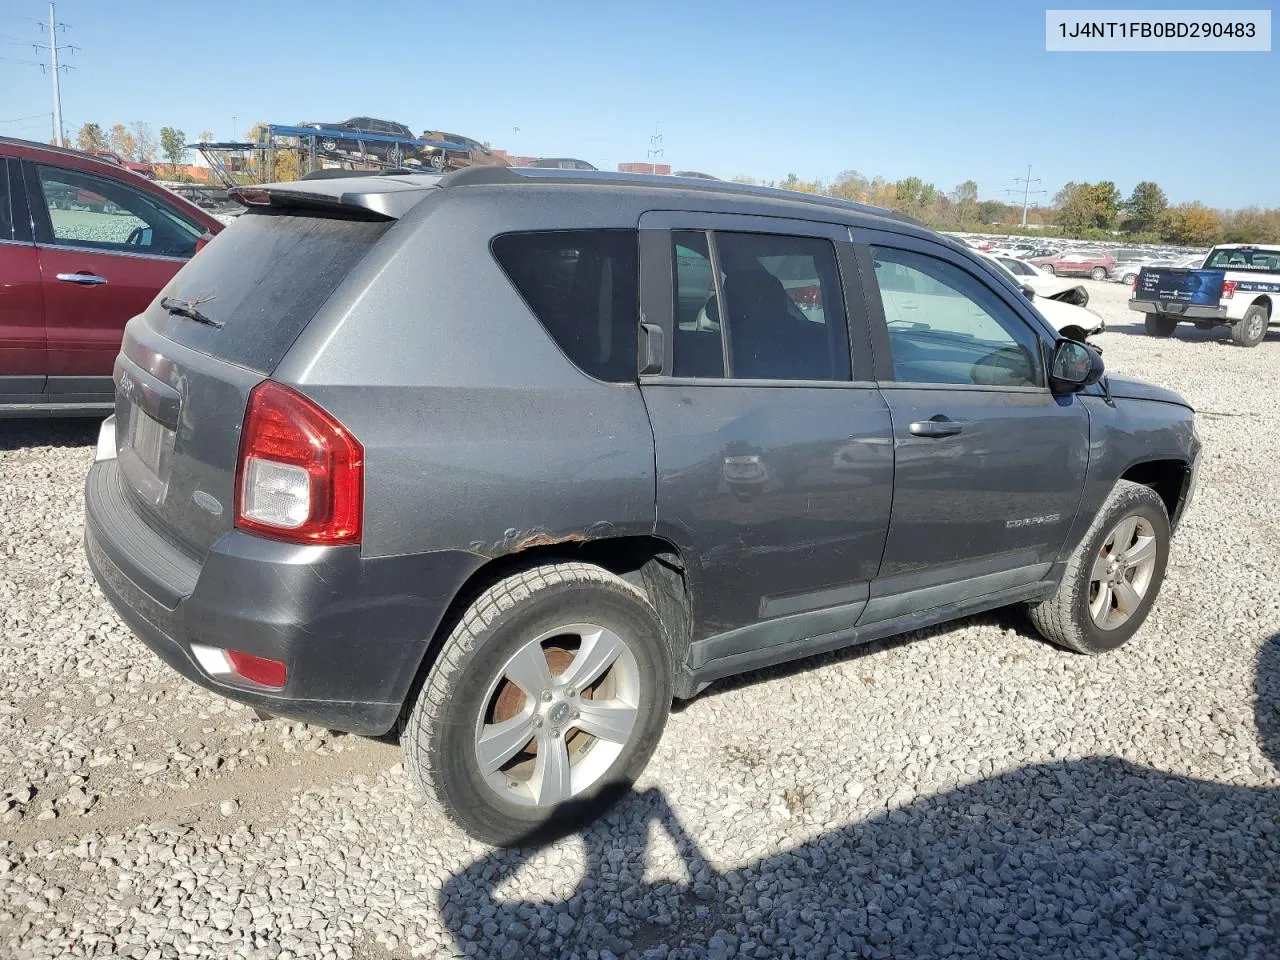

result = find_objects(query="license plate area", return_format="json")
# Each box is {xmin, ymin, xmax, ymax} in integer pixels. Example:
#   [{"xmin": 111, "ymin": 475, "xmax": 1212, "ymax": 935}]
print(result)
[{"xmin": 114, "ymin": 357, "xmax": 182, "ymax": 507}]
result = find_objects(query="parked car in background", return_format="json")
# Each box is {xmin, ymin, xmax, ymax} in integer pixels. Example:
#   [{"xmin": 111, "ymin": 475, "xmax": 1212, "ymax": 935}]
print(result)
[
  {"xmin": 527, "ymin": 158, "xmax": 597, "ymax": 170},
  {"xmin": 85, "ymin": 149, "xmax": 155, "ymax": 180},
  {"xmin": 1111, "ymin": 254, "xmax": 1165, "ymax": 285},
  {"xmin": 0, "ymin": 137, "xmax": 223, "ymax": 415},
  {"xmin": 1131, "ymin": 243, "xmax": 1280, "ymax": 347},
  {"xmin": 84, "ymin": 167, "xmax": 1198, "ymax": 845},
  {"xmin": 299, "ymin": 117, "xmax": 416, "ymax": 162},
  {"xmin": 418, "ymin": 132, "xmax": 510, "ymax": 172},
  {"xmin": 1030, "ymin": 250, "xmax": 1115, "ymax": 280},
  {"xmin": 672, "ymin": 170, "xmax": 719, "ymax": 180},
  {"xmin": 981, "ymin": 254, "xmax": 1103, "ymax": 334}
]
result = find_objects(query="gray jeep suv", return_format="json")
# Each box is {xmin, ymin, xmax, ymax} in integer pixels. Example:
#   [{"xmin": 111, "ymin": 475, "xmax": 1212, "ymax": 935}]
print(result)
[{"xmin": 85, "ymin": 167, "xmax": 1200, "ymax": 845}]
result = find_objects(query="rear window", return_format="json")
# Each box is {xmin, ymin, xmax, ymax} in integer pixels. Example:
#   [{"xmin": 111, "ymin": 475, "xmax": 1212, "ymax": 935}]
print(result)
[
  {"xmin": 156, "ymin": 209, "xmax": 390, "ymax": 373},
  {"xmin": 1204, "ymin": 247, "xmax": 1280, "ymax": 272},
  {"xmin": 492, "ymin": 230, "xmax": 639, "ymax": 383}
]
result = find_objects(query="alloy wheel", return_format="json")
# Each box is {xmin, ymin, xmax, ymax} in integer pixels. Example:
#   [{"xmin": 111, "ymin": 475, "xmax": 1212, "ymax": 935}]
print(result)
[
  {"xmin": 473, "ymin": 623, "xmax": 640, "ymax": 808},
  {"xmin": 1088, "ymin": 516, "xmax": 1158, "ymax": 630}
]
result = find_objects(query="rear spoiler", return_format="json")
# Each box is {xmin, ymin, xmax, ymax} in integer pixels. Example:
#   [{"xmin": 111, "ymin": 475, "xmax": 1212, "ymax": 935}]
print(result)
[{"xmin": 229, "ymin": 173, "xmax": 444, "ymax": 220}]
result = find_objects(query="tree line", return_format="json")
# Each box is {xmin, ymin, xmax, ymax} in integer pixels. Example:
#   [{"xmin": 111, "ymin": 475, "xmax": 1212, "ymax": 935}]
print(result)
[
  {"xmin": 735, "ymin": 170, "xmax": 1279, "ymax": 245},
  {"xmin": 72, "ymin": 121, "xmax": 214, "ymax": 176}
]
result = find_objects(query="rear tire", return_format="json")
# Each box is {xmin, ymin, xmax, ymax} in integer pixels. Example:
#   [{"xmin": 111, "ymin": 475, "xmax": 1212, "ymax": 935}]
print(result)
[
  {"xmin": 402, "ymin": 562, "xmax": 673, "ymax": 846},
  {"xmin": 1230, "ymin": 305, "xmax": 1268, "ymax": 348},
  {"xmin": 1091, "ymin": 266, "xmax": 1108, "ymax": 281},
  {"xmin": 1144, "ymin": 314, "xmax": 1178, "ymax": 337},
  {"xmin": 1028, "ymin": 480, "xmax": 1170, "ymax": 655}
]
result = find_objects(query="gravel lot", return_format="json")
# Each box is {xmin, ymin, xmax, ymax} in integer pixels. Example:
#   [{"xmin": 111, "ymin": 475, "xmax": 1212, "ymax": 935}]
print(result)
[{"xmin": 2, "ymin": 281, "xmax": 1277, "ymax": 959}]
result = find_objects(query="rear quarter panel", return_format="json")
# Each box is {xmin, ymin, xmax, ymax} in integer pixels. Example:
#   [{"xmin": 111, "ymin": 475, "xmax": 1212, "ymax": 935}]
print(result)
[{"xmin": 274, "ymin": 188, "xmax": 658, "ymax": 561}]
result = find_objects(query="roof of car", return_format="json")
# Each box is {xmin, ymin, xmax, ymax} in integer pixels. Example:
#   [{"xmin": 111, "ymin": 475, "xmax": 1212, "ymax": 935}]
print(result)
[
  {"xmin": 0, "ymin": 135, "xmax": 123, "ymax": 167},
  {"xmin": 242, "ymin": 165, "xmax": 926, "ymax": 231}
]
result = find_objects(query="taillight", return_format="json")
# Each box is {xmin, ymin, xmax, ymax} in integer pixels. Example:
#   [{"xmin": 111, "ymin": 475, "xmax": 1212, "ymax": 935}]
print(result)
[
  {"xmin": 234, "ymin": 381, "xmax": 363, "ymax": 544},
  {"xmin": 195, "ymin": 231, "xmax": 214, "ymax": 253},
  {"xmin": 1221, "ymin": 280, "xmax": 1236, "ymax": 299},
  {"xmin": 226, "ymin": 650, "xmax": 288, "ymax": 689}
]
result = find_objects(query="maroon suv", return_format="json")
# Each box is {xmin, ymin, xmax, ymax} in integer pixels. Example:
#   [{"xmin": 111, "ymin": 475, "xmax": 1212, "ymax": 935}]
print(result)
[
  {"xmin": 0, "ymin": 137, "xmax": 223, "ymax": 416},
  {"xmin": 1028, "ymin": 249, "xmax": 1115, "ymax": 280}
]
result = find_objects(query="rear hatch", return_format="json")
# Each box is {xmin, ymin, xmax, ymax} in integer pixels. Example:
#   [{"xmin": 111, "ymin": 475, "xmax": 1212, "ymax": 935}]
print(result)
[{"xmin": 112, "ymin": 186, "xmax": 416, "ymax": 560}]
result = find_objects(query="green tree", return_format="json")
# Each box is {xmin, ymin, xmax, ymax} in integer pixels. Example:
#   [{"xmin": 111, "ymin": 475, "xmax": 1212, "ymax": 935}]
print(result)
[
  {"xmin": 1161, "ymin": 202, "xmax": 1221, "ymax": 245},
  {"xmin": 109, "ymin": 123, "xmax": 137, "ymax": 161},
  {"xmin": 894, "ymin": 176, "xmax": 938, "ymax": 219},
  {"xmin": 1055, "ymin": 181, "xmax": 1121, "ymax": 235},
  {"xmin": 950, "ymin": 180, "xmax": 979, "ymax": 225},
  {"xmin": 75, "ymin": 122, "xmax": 109, "ymax": 153},
  {"xmin": 159, "ymin": 127, "xmax": 186, "ymax": 170},
  {"xmin": 1122, "ymin": 181, "xmax": 1167, "ymax": 234},
  {"xmin": 977, "ymin": 199, "xmax": 1008, "ymax": 224},
  {"xmin": 130, "ymin": 121, "xmax": 157, "ymax": 164}
]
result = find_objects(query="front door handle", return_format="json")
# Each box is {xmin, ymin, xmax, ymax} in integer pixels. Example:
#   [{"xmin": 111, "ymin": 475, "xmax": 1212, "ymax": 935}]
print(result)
[
  {"xmin": 56, "ymin": 272, "xmax": 108, "ymax": 286},
  {"xmin": 909, "ymin": 416, "xmax": 963, "ymax": 438}
]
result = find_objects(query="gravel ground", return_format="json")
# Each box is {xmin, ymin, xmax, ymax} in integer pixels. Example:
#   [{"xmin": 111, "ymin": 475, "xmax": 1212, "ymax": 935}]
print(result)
[{"xmin": 2, "ymin": 281, "xmax": 1278, "ymax": 959}]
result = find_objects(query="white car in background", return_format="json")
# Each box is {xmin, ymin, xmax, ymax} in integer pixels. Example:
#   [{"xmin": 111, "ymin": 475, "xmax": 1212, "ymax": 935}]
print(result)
[{"xmin": 980, "ymin": 254, "xmax": 1105, "ymax": 335}]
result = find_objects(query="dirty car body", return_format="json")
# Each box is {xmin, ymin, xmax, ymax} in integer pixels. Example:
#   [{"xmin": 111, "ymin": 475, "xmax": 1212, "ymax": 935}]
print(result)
[{"xmin": 84, "ymin": 168, "xmax": 1201, "ymax": 841}]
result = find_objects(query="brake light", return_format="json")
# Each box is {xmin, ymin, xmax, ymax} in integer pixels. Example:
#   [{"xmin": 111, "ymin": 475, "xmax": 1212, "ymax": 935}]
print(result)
[
  {"xmin": 1221, "ymin": 280, "xmax": 1236, "ymax": 300},
  {"xmin": 235, "ymin": 381, "xmax": 363, "ymax": 544},
  {"xmin": 195, "ymin": 231, "xmax": 214, "ymax": 254}
]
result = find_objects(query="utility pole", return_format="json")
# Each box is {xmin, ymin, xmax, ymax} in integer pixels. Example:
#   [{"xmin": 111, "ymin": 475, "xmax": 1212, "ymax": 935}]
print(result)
[
  {"xmin": 36, "ymin": 4, "xmax": 76, "ymax": 146},
  {"xmin": 1006, "ymin": 165, "xmax": 1047, "ymax": 227},
  {"xmin": 48, "ymin": 5, "xmax": 62, "ymax": 145},
  {"xmin": 646, "ymin": 125, "xmax": 664, "ymax": 175}
]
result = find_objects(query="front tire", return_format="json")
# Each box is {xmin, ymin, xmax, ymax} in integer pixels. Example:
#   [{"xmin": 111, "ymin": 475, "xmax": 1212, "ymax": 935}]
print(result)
[
  {"xmin": 1145, "ymin": 314, "xmax": 1179, "ymax": 337},
  {"xmin": 1230, "ymin": 305, "xmax": 1269, "ymax": 347},
  {"xmin": 1041, "ymin": 263, "xmax": 1056, "ymax": 275},
  {"xmin": 402, "ymin": 562, "xmax": 673, "ymax": 846},
  {"xmin": 1028, "ymin": 480, "xmax": 1170, "ymax": 655}
]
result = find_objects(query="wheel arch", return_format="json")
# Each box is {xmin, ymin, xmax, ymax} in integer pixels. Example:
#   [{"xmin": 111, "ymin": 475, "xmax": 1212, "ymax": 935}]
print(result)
[
  {"xmin": 1119, "ymin": 458, "xmax": 1193, "ymax": 528},
  {"xmin": 1248, "ymin": 295, "xmax": 1272, "ymax": 318},
  {"xmin": 397, "ymin": 536, "xmax": 693, "ymax": 724}
]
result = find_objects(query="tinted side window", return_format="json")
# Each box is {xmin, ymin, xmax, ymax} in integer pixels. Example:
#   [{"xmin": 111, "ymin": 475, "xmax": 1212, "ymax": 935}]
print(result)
[
  {"xmin": 0, "ymin": 162, "xmax": 11, "ymax": 242},
  {"xmin": 872, "ymin": 246, "xmax": 1044, "ymax": 388},
  {"xmin": 670, "ymin": 231, "xmax": 851, "ymax": 382},
  {"xmin": 672, "ymin": 231, "xmax": 724, "ymax": 378},
  {"xmin": 492, "ymin": 230, "xmax": 639, "ymax": 383}
]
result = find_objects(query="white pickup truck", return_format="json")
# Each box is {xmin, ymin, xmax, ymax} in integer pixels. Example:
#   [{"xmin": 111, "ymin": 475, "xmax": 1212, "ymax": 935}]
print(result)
[{"xmin": 1129, "ymin": 243, "xmax": 1280, "ymax": 347}]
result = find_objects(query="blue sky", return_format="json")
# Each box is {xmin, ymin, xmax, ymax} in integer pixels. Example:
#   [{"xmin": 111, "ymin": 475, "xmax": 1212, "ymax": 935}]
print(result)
[{"xmin": 1, "ymin": 0, "xmax": 1275, "ymax": 207}]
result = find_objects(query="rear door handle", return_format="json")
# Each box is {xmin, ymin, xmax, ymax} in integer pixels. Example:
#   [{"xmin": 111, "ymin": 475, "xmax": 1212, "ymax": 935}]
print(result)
[
  {"xmin": 56, "ymin": 272, "xmax": 108, "ymax": 285},
  {"xmin": 909, "ymin": 416, "xmax": 963, "ymax": 438}
]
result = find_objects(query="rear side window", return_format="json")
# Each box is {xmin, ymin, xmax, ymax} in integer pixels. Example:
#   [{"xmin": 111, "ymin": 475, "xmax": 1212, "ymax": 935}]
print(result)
[
  {"xmin": 0, "ymin": 162, "xmax": 11, "ymax": 241},
  {"xmin": 670, "ymin": 230, "xmax": 852, "ymax": 382},
  {"xmin": 492, "ymin": 230, "xmax": 639, "ymax": 383},
  {"xmin": 156, "ymin": 209, "xmax": 391, "ymax": 373}
]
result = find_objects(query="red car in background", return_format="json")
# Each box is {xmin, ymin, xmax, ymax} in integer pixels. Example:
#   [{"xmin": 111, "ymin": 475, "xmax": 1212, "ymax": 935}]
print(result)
[
  {"xmin": 0, "ymin": 137, "xmax": 223, "ymax": 416},
  {"xmin": 85, "ymin": 149, "xmax": 156, "ymax": 180},
  {"xmin": 1028, "ymin": 249, "xmax": 1116, "ymax": 280}
]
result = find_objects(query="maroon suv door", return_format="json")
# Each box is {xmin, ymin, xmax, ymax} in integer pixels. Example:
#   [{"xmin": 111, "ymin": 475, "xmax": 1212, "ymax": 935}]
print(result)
[
  {"xmin": 0, "ymin": 159, "xmax": 47, "ymax": 398},
  {"xmin": 22, "ymin": 159, "xmax": 212, "ymax": 396}
]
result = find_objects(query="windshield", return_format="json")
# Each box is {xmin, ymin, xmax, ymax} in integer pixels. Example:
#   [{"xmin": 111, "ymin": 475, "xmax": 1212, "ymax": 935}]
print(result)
[{"xmin": 1204, "ymin": 247, "xmax": 1280, "ymax": 272}]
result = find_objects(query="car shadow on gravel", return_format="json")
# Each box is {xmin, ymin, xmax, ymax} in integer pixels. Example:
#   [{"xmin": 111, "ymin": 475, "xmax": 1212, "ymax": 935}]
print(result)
[
  {"xmin": 0, "ymin": 417, "xmax": 102, "ymax": 451},
  {"xmin": 1101, "ymin": 319, "xmax": 1277, "ymax": 345},
  {"xmin": 438, "ymin": 634, "xmax": 1280, "ymax": 959}
]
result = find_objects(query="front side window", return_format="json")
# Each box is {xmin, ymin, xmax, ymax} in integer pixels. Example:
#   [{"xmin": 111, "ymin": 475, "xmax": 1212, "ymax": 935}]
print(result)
[
  {"xmin": 35, "ymin": 165, "xmax": 204, "ymax": 257},
  {"xmin": 872, "ymin": 246, "xmax": 1044, "ymax": 388},
  {"xmin": 670, "ymin": 231, "xmax": 851, "ymax": 382},
  {"xmin": 492, "ymin": 229, "xmax": 639, "ymax": 383}
]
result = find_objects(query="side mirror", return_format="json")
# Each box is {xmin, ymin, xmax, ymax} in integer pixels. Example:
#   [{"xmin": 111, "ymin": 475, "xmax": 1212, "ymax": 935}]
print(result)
[
  {"xmin": 1050, "ymin": 338, "xmax": 1104, "ymax": 394},
  {"xmin": 1019, "ymin": 284, "xmax": 1036, "ymax": 300}
]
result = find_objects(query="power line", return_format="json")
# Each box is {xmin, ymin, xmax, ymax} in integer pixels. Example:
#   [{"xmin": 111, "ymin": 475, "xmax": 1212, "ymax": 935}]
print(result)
[
  {"xmin": 0, "ymin": 111, "xmax": 52, "ymax": 123},
  {"xmin": 1005, "ymin": 165, "xmax": 1047, "ymax": 227}
]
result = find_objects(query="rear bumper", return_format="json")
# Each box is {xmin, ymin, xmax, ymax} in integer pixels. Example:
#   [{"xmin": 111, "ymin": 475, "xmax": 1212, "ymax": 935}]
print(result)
[
  {"xmin": 1128, "ymin": 300, "xmax": 1228, "ymax": 320},
  {"xmin": 84, "ymin": 457, "xmax": 482, "ymax": 735}
]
